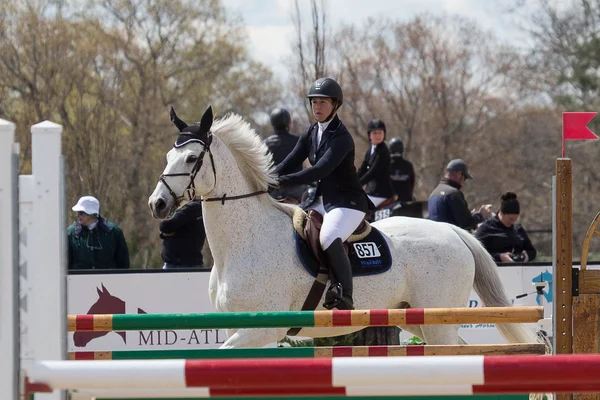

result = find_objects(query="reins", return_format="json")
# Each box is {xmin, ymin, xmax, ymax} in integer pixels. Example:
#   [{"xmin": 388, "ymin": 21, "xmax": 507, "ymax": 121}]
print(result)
[
  {"xmin": 159, "ymin": 133, "xmax": 268, "ymax": 207},
  {"xmin": 200, "ymin": 190, "xmax": 268, "ymax": 205}
]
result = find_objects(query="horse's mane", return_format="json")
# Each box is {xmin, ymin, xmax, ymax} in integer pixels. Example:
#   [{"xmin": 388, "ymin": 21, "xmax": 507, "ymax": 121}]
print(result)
[{"xmin": 211, "ymin": 113, "xmax": 295, "ymax": 216}]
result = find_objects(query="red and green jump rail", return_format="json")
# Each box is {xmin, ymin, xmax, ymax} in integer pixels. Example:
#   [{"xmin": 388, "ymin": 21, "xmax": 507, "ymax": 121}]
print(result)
[
  {"xmin": 68, "ymin": 343, "xmax": 546, "ymax": 360},
  {"xmin": 67, "ymin": 306, "xmax": 543, "ymax": 332}
]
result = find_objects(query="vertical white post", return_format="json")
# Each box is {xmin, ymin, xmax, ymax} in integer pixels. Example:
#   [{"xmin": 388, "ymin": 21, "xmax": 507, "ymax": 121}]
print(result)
[
  {"xmin": 19, "ymin": 155, "xmax": 34, "ymax": 370},
  {"xmin": 0, "ymin": 119, "xmax": 19, "ymax": 399},
  {"xmin": 27, "ymin": 121, "xmax": 66, "ymax": 400}
]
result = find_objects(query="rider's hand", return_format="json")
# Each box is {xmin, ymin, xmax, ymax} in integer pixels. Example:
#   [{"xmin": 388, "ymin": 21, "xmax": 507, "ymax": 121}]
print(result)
[
  {"xmin": 499, "ymin": 252, "xmax": 514, "ymax": 262},
  {"xmin": 277, "ymin": 175, "xmax": 290, "ymax": 188},
  {"xmin": 268, "ymin": 177, "xmax": 283, "ymax": 193},
  {"xmin": 522, "ymin": 250, "xmax": 529, "ymax": 263}
]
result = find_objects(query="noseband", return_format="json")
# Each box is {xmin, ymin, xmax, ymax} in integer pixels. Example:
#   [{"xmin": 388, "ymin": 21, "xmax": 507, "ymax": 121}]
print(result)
[{"xmin": 158, "ymin": 133, "xmax": 266, "ymax": 207}]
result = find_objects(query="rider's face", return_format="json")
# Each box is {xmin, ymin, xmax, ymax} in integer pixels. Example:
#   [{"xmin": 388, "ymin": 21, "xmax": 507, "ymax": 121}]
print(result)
[
  {"xmin": 369, "ymin": 129, "xmax": 385, "ymax": 145},
  {"xmin": 311, "ymin": 98, "xmax": 334, "ymax": 122}
]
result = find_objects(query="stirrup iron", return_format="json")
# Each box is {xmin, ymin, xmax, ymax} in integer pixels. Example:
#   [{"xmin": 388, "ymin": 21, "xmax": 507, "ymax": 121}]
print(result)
[{"xmin": 323, "ymin": 283, "xmax": 353, "ymax": 310}]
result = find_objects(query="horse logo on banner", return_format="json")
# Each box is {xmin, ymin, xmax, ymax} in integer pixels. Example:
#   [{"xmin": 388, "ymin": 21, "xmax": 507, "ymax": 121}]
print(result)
[{"xmin": 72, "ymin": 284, "xmax": 146, "ymax": 347}]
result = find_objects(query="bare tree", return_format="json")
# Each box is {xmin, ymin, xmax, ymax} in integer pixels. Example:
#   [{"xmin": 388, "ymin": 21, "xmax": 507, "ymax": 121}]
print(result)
[
  {"xmin": 331, "ymin": 15, "xmax": 531, "ymax": 200},
  {"xmin": 521, "ymin": 0, "xmax": 600, "ymax": 256},
  {"xmin": 0, "ymin": 0, "xmax": 283, "ymax": 267},
  {"xmin": 289, "ymin": 0, "xmax": 329, "ymax": 123}
]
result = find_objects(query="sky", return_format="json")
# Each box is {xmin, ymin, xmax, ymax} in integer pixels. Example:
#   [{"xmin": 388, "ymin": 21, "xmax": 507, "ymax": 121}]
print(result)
[{"xmin": 220, "ymin": 0, "xmax": 543, "ymax": 83}]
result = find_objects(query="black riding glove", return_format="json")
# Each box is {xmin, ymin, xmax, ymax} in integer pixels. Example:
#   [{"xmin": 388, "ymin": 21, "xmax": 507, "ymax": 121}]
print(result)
[{"xmin": 277, "ymin": 175, "xmax": 291, "ymax": 188}]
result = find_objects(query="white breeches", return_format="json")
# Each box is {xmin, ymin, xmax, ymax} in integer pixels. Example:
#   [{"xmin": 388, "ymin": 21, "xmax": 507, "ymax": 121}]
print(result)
[
  {"xmin": 368, "ymin": 195, "xmax": 387, "ymax": 207},
  {"xmin": 308, "ymin": 197, "xmax": 366, "ymax": 250}
]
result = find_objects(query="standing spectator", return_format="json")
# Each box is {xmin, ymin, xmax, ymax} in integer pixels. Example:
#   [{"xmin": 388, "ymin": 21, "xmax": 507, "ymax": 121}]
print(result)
[
  {"xmin": 428, "ymin": 159, "xmax": 492, "ymax": 230},
  {"xmin": 357, "ymin": 119, "xmax": 394, "ymax": 207},
  {"xmin": 264, "ymin": 107, "xmax": 306, "ymax": 202},
  {"xmin": 67, "ymin": 196, "xmax": 130, "ymax": 270},
  {"xmin": 159, "ymin": 199, "xmax": 206, "ymax": 269},
  {"xmin": 475, "ymin": 192, "xmax": 537, "ymax": 263},
  {"xmin": 265, "ymin": 107, "xmax": 299, "ymax": 169},
  {"xmin": 388, "ymin": 137, "xmax": 416, "ymax": 202}
]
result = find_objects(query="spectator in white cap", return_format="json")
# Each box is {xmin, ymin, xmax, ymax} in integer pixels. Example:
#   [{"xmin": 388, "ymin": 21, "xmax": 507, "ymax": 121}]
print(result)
[{"xmin": 67, "ymin": 196, "xmax": 130, "ymax": 270}]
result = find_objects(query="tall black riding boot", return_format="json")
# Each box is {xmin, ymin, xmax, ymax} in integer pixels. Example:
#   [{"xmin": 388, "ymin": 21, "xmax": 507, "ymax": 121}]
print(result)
[{"xmin": 323, "ymin": 238, "xmax": 354, "ymax": 310}]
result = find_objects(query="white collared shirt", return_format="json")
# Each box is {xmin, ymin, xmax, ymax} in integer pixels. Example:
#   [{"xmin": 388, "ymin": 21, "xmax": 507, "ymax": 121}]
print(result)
[
  {"xmin": 87, "ymin": 221, "xmax": 98, "ymax": 230},
  {"xmin": 316, "ymin": 120, "xmax": 332, "ymax": 146}
]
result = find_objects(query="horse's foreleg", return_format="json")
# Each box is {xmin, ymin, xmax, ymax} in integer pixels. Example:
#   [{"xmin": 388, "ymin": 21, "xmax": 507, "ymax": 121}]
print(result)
[
  {"xmin": 208, "ymin": 269, "xmax": 219, "ymax": 309},
  {"xmin": 219, "ymin": 327, "xmax": 288, "ymax": 349}
]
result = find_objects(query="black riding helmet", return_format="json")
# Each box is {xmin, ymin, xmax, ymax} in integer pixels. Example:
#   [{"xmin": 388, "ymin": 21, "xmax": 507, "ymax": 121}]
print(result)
[
  {"xmin": 367, "ymin": 119, "xmax": 386, "ymax": 133},
  {"xmin": 389, "ymin": 137, "xmax": 404, "ymax": 155},
  {"xmin": 367, "ymin": 119, "xmax": 387, "ymax": 141},
  {"xmin": 307, "ymin": 77, "xmax": 343, "ymax": 122},
  {"xmin": 269, "ymin": 107, "xmax": 291, "ymax": 131}
]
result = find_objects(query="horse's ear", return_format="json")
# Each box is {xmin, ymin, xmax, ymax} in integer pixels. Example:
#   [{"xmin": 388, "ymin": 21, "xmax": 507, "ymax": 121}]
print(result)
[
  {"xmin": 170, "ymin": 106, "xmax": 188, "ymax": 132},
  {"xmin": 101, "ymin": 283, "xmax": 110, "ymax": 296},
  {"xmin": 97, "ymin": 287, "xmax": 102, "ymax": 297},
  {"xmin": 199, "ymin": 105, "xmax": 213, "ymax": 135}
]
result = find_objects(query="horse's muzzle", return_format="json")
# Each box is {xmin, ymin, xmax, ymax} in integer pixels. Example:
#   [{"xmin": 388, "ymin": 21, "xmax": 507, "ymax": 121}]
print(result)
[{"xmin": 148, "ymin": 195, "xmax": 173, "ymax": 220}]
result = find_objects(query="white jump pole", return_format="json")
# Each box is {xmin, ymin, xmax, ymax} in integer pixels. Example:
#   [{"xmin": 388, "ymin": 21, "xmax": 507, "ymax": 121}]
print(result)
[
  {"xmin": 65, "ymin": 386, "xmax": 485, "ymax": 398},
  {"xmin": 0, "ymin": 119, "xmax": 19, "ymax": 400},
  {"xmin": 29, "ymin": 355, "xmax": 600, "ymax": 391},
  {"xmin": 20, "ymin": 121, "xmax": 67, "ymax": 400}
]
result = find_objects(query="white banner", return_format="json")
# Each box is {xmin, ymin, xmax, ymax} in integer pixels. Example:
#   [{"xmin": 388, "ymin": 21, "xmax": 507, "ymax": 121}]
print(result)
[
  {"xmin": 67, "ymin": 272, "xmax": 227, "ymax": 351},
  {"xmin": 67, "ymin": 265, "xmax": 555, "ymax": 351},
  {"xmin": 449, "ymin": 265, "xmax": 553, "ymax": 344}
]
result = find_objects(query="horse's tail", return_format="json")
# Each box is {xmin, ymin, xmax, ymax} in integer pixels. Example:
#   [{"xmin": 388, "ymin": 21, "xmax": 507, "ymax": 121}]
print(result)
[{"xmin": 450, "ymin": 225, "xmax": 544, "ymax": 345}]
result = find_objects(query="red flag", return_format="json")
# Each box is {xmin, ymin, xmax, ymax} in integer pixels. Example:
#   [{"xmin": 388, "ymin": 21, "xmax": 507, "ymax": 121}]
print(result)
[
  {"xmin": 561, "ymin": 112, "xmax": 598, "ymax": 157},
  {"xmin": 562, "ymin": 112, "xmax": 598, "ymax": 140}
]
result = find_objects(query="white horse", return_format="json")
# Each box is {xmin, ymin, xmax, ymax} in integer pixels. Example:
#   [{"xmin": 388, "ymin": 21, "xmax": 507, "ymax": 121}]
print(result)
[{"xmin": 148, "ymin": 106, "xmax": 542, "ymax": 349}]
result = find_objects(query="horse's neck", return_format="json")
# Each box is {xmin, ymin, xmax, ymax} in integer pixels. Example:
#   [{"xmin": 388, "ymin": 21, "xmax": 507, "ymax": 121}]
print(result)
[{"xmin": 201, "ymin": 158, "xmax": 285, "ymax": 274}]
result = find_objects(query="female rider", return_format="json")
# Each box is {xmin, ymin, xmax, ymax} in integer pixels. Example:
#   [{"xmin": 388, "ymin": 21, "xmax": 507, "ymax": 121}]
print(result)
[
  {"xmin": 273, "ymin": 77, "xmax": 372, "ymax": 310},
  {"xmin": 357, "ymin": 119, "xmax": 394, "ymax": 208}
]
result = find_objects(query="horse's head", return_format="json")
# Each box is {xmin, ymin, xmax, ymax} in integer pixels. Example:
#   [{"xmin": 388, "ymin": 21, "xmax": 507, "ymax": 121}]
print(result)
[
  {"xmin": 149, "ymin": 105, "xmax": 215, "ymax": 219},
  {"xmin": 73, "ymin": 284, "xmax": 126, "ymax": 347},
  {"xmin": 88, "ymin": 284, "xmax": 126, "ymax": 314}
]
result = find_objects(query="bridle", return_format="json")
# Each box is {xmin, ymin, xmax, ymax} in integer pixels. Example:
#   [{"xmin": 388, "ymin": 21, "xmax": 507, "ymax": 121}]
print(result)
[{"xmin": 158, "ymin": 132, "xmax": 267, "ymax": 208}]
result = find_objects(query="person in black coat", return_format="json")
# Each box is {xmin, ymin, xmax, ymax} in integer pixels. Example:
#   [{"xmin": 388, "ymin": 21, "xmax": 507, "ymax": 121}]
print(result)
[
  {"xmin": 428, "ymin": 159, "xmax": 491, "ymax": 231},
  {"xmin": 273, "ymin": 77, "xmax": 372, "ymax": 311},
  {"xmin": 264, "ymin": 107, "xmax": 306, "ymax": 202},
  {"xmin": 265, "ymin": 107, "xmax": 299, "ymax": 168},
  {"xmin": 357, "ymin": 119, "xmax": 394, "ymax": 207},
  {"xmin": 388, "ymin": 138, "xmax": 416, "ymax": 202},
  {"xmin": 475, "ymin": 192, "xmax": 537, "ymax": 263},
  {"xmin": 159, "ymin": 200, "xmax": 206, "ymax": 268}
]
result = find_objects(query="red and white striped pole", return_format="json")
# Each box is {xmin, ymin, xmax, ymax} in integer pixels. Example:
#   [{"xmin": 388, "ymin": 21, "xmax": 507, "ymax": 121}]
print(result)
[
  {"xmin": 29, "ymin": 355, "xmax": 600, "ymax": 391},
  {"xmin": 67, "ymin": 383, "xmax": 600, "ymax": 399}
]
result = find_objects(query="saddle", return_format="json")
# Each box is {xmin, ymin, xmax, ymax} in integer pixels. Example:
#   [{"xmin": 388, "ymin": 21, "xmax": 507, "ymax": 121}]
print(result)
[
  {"xmin": 293, "ymin": 208, "xmax": 371, "ymax": 267},
  {"xmin": 289, "ymin": 207, "xmax": 393, "ymax": 336}
]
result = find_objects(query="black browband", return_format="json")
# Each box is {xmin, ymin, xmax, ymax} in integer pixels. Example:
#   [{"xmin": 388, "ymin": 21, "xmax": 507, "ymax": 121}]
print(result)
[{"xmin": 159, "ymin": 134, "xmax": 267, "ymax": 208}]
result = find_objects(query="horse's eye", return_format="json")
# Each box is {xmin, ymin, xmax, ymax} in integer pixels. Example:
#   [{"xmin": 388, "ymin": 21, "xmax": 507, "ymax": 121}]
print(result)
[{"xmin": 186, "ymin": 155, "xmax": 198, "ymax": 163}]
